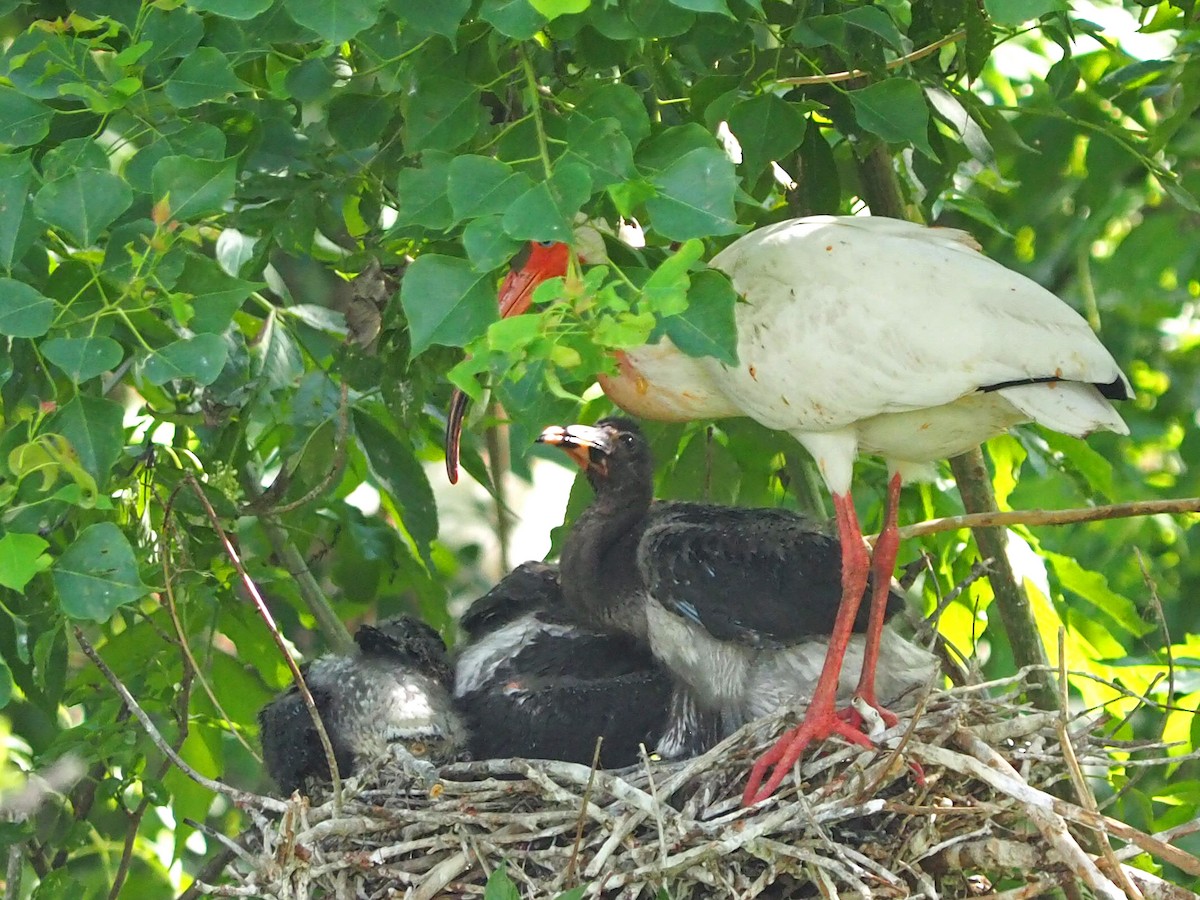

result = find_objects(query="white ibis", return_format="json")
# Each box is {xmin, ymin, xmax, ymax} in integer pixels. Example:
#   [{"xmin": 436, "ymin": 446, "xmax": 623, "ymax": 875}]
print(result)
[
  {"xmin": 448, "ymin": 216, "xmax": 1131, "ymax": 803},
  {"xmin": 454, "ymin": 561, "xmax": 690, "ymax": 767},
  {"xmin": 259, "ymin": 617, "xmax": 465, "ymax": 794},
  {"xmin": 537, "ymin": 418, "xmax": 937, "ymax": 757}
]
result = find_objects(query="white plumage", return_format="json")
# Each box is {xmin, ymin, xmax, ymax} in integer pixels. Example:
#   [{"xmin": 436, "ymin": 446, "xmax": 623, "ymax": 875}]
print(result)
[{"xmin": 599, "ymin": 216, "xmax": 1131, "ymax": 493}]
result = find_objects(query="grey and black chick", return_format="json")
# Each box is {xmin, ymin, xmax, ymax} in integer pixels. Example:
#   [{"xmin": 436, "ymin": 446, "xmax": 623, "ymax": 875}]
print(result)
[
  {"xmin": 455, "ymin": 562, "xmax": 706, "ymax": 768},
  {"xmin": 259, "ymin": 617, "xmax": 466, "ymax": 795}
]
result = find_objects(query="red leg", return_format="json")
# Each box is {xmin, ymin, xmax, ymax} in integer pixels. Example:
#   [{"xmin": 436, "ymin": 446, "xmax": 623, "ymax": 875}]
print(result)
[
  {"xmin": 852, "ymin": 472, "xmax": 902, "ymax": 726},
  {"xmin": 742, "ymin": 491, "xmax": 872, "ymax": 806}
]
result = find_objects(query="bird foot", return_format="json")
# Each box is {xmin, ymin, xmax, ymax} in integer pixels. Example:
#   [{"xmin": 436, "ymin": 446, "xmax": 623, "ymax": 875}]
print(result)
[
  {"xmin": 741, "ymin": 706, "xmax": 874, "ymax": 806},
  {"xmin": 837, "ymin": 693, "xmax": 900, "ymax": 732}
]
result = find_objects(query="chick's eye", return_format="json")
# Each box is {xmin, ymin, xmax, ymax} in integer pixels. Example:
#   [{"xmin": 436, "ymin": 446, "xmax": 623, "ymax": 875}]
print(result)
[
  {"xmin": 619, "ymin": 433, "xmax": 635, "ymax": 447},
  {"xmin": 409, "ymin": 741, "xmax": 428, "ymax": 757}
]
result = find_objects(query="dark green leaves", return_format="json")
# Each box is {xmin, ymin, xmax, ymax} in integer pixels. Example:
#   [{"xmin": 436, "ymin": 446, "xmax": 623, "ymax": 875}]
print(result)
[
  {"xmin": 399, "ymin": 255, "xmax": 498, "ymax": 355},
  {"xmin": 502, "ymin": 163, "xmax": 592, "ymax": 243},
  {"xmin": 646, "ymin": 148, "xmax": 740, "ymax": 240},
  {"xmin": 42, "ymin": 337, "xmax": 124, "ymax": 383},
  {"xmin": 141, "ymin": 335, "xmax": 230, "ymax": 386},
  {"xmin": 47, "ymin": 396, "xmax": 125, "ymax": 483},
  {"xmin": 0, "ymin": 152, "xmax": 36, "ymax": 270},
  {"xmin": 164, "ymin": 47, "xmax": 247, "ymax": 107},
  {"xmin": 849, "ymin": 79, "xmax": 934, "ymax": 157},
  {"xmin": 151, "ymin": 156, "xmax": 237, "ymax": 221},
  {"xmin": 0, "ymin": 87, "xmax": 53, "ymax": 146},
  {"xmin": 447, "ymin": 156, "xmax": 535, "ymax": 220},
  {"xmin": 352, "ymin": 410, "xmax": 438, "ymax": 563},
  {"xmin": 726, "ymin": 95, "xmax": 807, "ymax": 176},
  {"xmin": 52, "ymin": 523, "xmax": 149, "ymax": 621},
  {"xmin": 404, "ymin": 78, "xmax": 482, "ymax": 153},
  {"xmin": 661, "ymin": 269, "xmax": 738, "ymax": 365},
  {"xmin": 33, "ymin": 170, "xmax": 133, "ymax": 247},
  {"xmin": 283, "ymin": 0, "xmax": 384, "ymax": 42},
  {"xmin": 0, "ymin": 280, "xmax": 55, "ymax": 337}
]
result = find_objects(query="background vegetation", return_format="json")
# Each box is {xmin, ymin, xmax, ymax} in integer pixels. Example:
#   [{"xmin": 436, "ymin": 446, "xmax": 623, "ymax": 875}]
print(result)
[{"xmin": 0, "ymin": 0, "xmax": 1197, "ymax": 895}]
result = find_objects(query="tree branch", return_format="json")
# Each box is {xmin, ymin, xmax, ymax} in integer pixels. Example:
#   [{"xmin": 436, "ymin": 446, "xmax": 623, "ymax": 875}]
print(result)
[{"xmin": 72, "ymin": 628, "xmax": 288, "ymax": 814}]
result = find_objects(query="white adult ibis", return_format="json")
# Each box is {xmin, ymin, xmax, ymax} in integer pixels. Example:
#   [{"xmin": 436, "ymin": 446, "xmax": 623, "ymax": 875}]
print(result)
[
  {"xmin": 446, "ymin": 215, "xmax": 1132, "ymax": 803},
  {"xmin": 537, "ymin": 417, "xmax": 937, "ymax": 757},
  {"xmin": 454, "ymin": 561, "xmax": 698, "ymax": 767},
  {"xmin": 259, "ymin": 617, "xmax": 465, "ymax": 794}
]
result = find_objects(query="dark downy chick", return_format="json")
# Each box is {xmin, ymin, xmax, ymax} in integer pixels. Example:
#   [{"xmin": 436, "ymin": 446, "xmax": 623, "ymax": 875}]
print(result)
[
  {"xmin": 538, "ymin": 418, "xmax": 937, "ymax": 745},
  {"xmin": 455, "ymin": 562, "xmax": 710, "ymax": 767},
  {"xmin": 259, "ymin": 617, "xmax": 465, "ymax": 795}
]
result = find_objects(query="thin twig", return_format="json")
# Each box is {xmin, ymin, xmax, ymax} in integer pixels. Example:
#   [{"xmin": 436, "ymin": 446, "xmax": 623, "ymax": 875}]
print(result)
[
  {"xmin": 565, "ymin": 738, "xmax": 603, "ymax": 886},
  {"xmin": 1056, "ymin": 632, "xmax": 1143, "ymax": 900},
  {"xmin": 159, "ymin": 486, "xmax": 261, "ymax": 762},
  {"xmin": 877, "ymin": 496, "xmax": 1200, "ymax": 544},
  {"xmin": 774, "ymin": 29, "xmax": 966, "ymax": 86},
  {"xmin": 72, "ymin": 628, "xmax": 287, "ymax": 814},
  {"xmin": 183, "ymin": 473, "xmax": 346, "ymax": 810}
]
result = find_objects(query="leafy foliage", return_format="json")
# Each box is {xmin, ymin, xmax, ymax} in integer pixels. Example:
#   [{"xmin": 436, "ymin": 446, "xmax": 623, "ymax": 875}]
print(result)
[{"xmin": 0, "ymin": 0, "xmax": 1197, "ymax": 895}]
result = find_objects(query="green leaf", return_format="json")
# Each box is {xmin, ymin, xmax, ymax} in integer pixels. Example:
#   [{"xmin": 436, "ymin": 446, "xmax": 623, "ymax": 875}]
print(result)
[
  {"xmin": 328, "ymin": 91, "xmax": 395, "ymax": 150},
  {"xmin": 403, "ymin": 78, "xmax": 481, "ymax": 153},
  {"xmin": 395, "ymin": 154, "xmax": 456, "ymax": 230},
  {"xmin": 141, "ymin": 335, "xmax": 229, "ymax": 386},
  {"xmin": 462, "ymin": 216, "xmax": 523, "ymax": 272},
  {"xmin": 725, "ymin": 95, "xmax": 807, "ymax": 176},
  {"xmin": 399, "ymin": 255, "xmax": 498, "ymax": 355},
  {"xmin": 0, "ymin": 87, "xmax": 53, "ymax": 147},
  {"xmin": 661, "ymin": 269, "xmax": 738, "ymax": 365},
  {"xmin": 848, "ymin": 79, "xmax": 935, "ymax": 158},
  {"xmin": 447, "ymin": 156, "xmax": 534, "ymax": 220},
  {"xmin": 487, "ymin": 314, "xmax": 542, "ymax": 352},
  {"xmin": 152, "ymin": 156, "xmax": 238, "ymax": 221},
  {"xmin": 0, "ymin": 655, "xmax": 11, "ymax": 709},
  {"xmin": 502, "ymin": 162, "xmax": 592, "ymax": 243},
  {"xmin": 182, "ymin": 255, "xmax": 262, "ymax": 334},
  {"xmin": 983, "ymin": 0, "xmax": 1067, "ymax": 26},
  {"xmin": 0, "ymin": 533, "xmax": 51, "ymax": 591},
  {"xmin": 352, "ymin": 410, "xmax": 438, "ymax": 563},
  {"xmin": 187, "ymin": 0, "xmax": 273, "ymax": 18},
  {"xmin": 561, "ymin": 117, "xmax": 636, "ymax": 189},
  {"xmin": 1045, "ymin": 551, "xmax": 1153, "ymax": 639},
  {"xmin": 483, "ymin": 865, "xmax": 521, "ymax": 900},
  {"xmin": 529, "ymin": 0, "xmax": 589, "ymax": 19},
  {"xmin": 841, "ymin": 6, "xmax": 906, "ymax": 49},
  {"xmin": 41, "ymin": 337, "xmax": 124, "ymax": 383},
  {"xmin": 646, "ymin": 148, "xmax": 740, "ymax": 240},
  {"xmin": 164, "ymin": 47, "xmax": 246, "ymax": 108},
  {"xmin": 33, "ymin": 170, "xmax": 133, "ymax": 247},
  {"xmin": 0, "ymin": 279, "xmax": 56, "ymax": 338},
  {"xmin": 388, "ymin": 0, "xmax": 471, "ymax": 39},
  {"xmin": 46, "ymin": 396, "xmax": 125, "ymax": 482},
  {"xmin": 667, "ymin": 0, "xmax": 731, "ymax": 16},
  {"xmin": 0, "ymin": 152, "xmax": 38, "ymax": 270},
  {"xmin": 479, "ymin": 0, "xmax": 547, "ymax": 38},
  {"xmin": 52, "ymin": 523, "xmax": 149, "ymax": 621},
  {"xmin": 283, "ymin": 0, "xmax": 384, "ymax": 42},
  {"xmin": 574, "ymin": 83, "xmax": 651, "ymax": 149}
]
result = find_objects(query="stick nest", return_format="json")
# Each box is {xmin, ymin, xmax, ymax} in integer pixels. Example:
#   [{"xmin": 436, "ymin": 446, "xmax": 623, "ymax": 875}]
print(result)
[{"xmin": 206, "ymin": 671, "xmax": 1193, "ymax": 899}]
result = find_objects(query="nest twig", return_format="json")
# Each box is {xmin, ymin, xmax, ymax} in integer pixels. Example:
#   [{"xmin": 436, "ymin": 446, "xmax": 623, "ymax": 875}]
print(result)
[{"xmin": 202, "ymin": 671, "xmax": 1200, "ymax": 899}]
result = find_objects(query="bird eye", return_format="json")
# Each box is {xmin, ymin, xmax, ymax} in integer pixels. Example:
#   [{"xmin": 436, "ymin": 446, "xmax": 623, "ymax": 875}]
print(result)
[
  {"xmin": 619, "ymin": 433, "xmax": 635, "ymax": 446},
  {"xmin": 409, "ymin": 740, "xmax": 428, "ymax": 757},
  {"xmin": 536, "ymin": 240, "xmax": 556, "ymax": 248}
]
